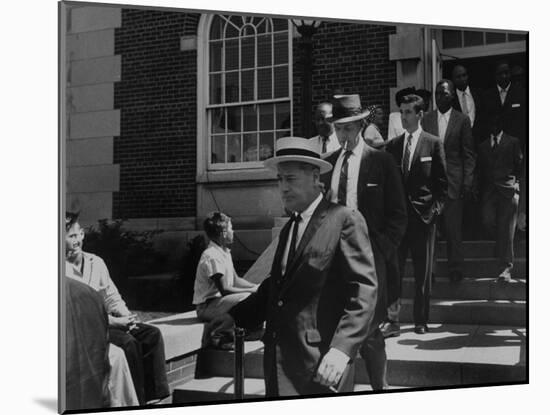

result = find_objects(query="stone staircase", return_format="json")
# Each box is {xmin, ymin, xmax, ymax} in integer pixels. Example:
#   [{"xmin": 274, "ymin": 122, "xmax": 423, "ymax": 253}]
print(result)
[{"xmin": 170, "ymin": 239, "xmax": 527, "ymax": 403}]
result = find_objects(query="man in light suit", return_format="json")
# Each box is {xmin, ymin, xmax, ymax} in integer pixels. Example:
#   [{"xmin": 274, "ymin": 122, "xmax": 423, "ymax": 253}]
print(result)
[
  {"xmin": 322, "ymin": 94, "xmax": 407, "ymax": 389},
  {"xmin": 451, "ymin": 65, "xmax": 484, "ymax": 146},
  {"xmin": 309, "ymin": 102, "xmax": 341, "ymax": 155},
  {"xmin": 422, "ymin": 79, "xmax": 475, "ymax": 283},
  {"xmin": 208, "ymin": 137, "xmax": 378, "ymax": 396},
  {"xmin": 386, "ymin": 94, "xmax": 448, "ymax": 334}
]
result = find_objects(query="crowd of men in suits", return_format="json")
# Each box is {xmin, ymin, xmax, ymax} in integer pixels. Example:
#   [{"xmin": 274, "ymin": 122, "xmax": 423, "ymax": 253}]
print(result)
[{"xmin": 207, "ymin": 59, "xmax": 526, "ymax": 397}]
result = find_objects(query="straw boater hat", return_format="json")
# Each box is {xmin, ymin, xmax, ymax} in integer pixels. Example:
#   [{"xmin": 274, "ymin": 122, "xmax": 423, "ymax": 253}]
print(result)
[
  {"xmin": 264, "ymin": 136, "xmax": 333, "ymax": 174},
  {"xmin": 330, "ymin": 94, "xmax": 371, "ymax": 124}
]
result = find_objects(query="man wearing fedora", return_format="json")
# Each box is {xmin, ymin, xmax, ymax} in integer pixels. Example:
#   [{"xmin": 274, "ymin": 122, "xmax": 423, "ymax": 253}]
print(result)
[
  {"xmin": 207, "ymin": 137, "xmax": 378, "ymax": 396},
  {"xmin": 322, "ymin": 94, "xmax": 407, "ymax": 390},
  {"xmin": 385, "ymin": 94, "xmax": 447, "ymax": 334}
]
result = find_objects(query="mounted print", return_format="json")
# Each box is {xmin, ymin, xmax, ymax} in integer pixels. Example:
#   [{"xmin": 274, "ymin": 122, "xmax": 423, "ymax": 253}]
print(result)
[{"xmin": 59, "ymin": 1, "xmax": 528, "ymax": 413}]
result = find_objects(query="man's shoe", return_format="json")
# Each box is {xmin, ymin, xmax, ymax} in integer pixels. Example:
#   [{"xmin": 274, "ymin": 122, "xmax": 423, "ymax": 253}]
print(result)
[
  {"xmin": 496, "ymin": 267, "xmax": 513, "ymax": 283},
  {"xmin": 414, "ymin": 325, "xmax": 427, "ymax": 334},
  {"xmin": 380, "ymin": 320, "xmax": 400, "ymax": 338}
]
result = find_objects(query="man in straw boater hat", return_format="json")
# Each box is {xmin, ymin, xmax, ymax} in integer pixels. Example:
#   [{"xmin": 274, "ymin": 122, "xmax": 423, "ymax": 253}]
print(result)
[
  {"xmin": 208, "ymin": 137, "xmax": 378, "ymax": 397},
  {"xmin": 322, "ymin": 94, "xmax": 407, "ymax": 390}
]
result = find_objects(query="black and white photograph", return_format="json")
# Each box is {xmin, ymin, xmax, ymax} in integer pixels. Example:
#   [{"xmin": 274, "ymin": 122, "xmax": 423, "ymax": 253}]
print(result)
[
  {"xmin": 57, "ymin": 0, "xmax": 531, "ymax": 412},
  {"xmin": 5, "ymin": 0, "xmax": 547, "ymax": 414}
]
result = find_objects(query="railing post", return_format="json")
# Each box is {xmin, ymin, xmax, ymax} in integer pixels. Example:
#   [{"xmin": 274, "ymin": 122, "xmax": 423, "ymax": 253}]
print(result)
[{"xmin": 234, "ymin": 327, "xmax": 246, "ymax": 400}]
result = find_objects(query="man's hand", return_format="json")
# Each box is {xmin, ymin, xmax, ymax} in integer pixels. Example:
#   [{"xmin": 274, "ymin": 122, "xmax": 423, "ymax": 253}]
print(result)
[
  {"xmin": 109, "ymin": 314, "xmax": 137, "ymax": 330},
  {"xmin": 313, "ymin": 348, "xmax": 350, "ymax": 389},
  {"xmin": 517, "ymin": 212, "xmax": 527, "ymax": 231}
]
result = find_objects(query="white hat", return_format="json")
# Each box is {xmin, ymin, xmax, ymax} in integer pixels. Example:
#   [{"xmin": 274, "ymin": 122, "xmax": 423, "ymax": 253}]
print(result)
[{"xmin": 264, "ymin": 137, "xmax": 333, "ymax": 174}]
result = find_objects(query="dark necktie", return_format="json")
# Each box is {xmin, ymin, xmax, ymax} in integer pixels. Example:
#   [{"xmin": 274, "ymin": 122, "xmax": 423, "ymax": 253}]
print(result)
[
  {"xmin": 286, "ymin": 213, "xmax": 302, "ymax": 270},
  {"xmin": 321, "ymin": 136, "xmax": 328, "ymax": 153},
  {"xmin": 337, "ymin": 150, "xmax": 353, "ymax": 206},
  {"xmin": 402, "ymin": 134, "xmax": 413, "ymax": 178}
]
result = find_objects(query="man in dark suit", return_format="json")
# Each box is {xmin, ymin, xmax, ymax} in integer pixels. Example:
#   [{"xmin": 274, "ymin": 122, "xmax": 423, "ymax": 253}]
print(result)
[
  {"xmin": 451, "ymin": 65, "xmax": 484, "ymax": 146},
  {"xmin": 423, "ymin": 79, "xmax": 475, "ymax": 282},
  {"xmin": 477, "ymin": 116, "xmax": 523, "ymax": 281},
  {"xmin": 386, "ymin": 94, "xmax": 448, "ymax": 334},
  {"xmin": 208, "ymin": 137, "xmax": 378, "ymax": 397},
  {"xmin": 321, "ymin": 94, "xmax": 407, "ymax": 390},
  {"xmin": 483, "ymin": 60, "xmax": 527, "ymax": 152}
]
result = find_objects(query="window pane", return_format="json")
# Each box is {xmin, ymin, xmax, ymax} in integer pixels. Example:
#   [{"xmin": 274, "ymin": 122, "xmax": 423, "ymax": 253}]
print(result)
[
  {"xmin": 227, "ymin": 134, "xmax": 242, "ymax": 163},
  {"xmin": 256, "ymin": 18, "xmax": 269, "ymax": 34},
  {"xmin": 212, "ymin": 135, "xmax": 225, "ymax": 164},
  {"xmin": 210, "ymin": 16, "xmax": 223, "ymax": 40},
  {"xmin": 463, "ymin": 30, "xmax": 483, "ymax": 47},
  {"xmin": 442, "ymin": 30, "xmax": 462, "ymax": 49},
  {"xmin": 211, "ymin": 108, "xmax": 225, "ymax": 134},
  {"xmin": 210, "ymin": 41, "xmax": 223, "ymax": 72},
  {"xmin": 243, "ymin": 133, "xmax": 259, "ymax": 162},
  {"xmin": 243, "ymin": 105, "xmax": 257, "ymax": 131},
  {"xmin": 274, "ymin": 32, "xmax": 288, "ymax": 64},
  {"xmin": 272, "ymin": 18, "xmax": 288, "ymax": 32},
  {"xmin": 241, "ymin": 70, "xmax": 254, "ymax": 102},
  {"xmin": 225, "ymin": 39, "xmax": 239, "ymax": 70},
  {"xmin": 209, "ymin": 74, "xmax": 222, "ymax": 104},
  {"xmin": 225, "ymin": 18, "xmax": 239, "ymax": 39},
  {"xmin": 274, "ymin": 66, "xmax": 289, "ymax": 98},
  {"xmin": 276, "ymin": 130, "xmax": 291, "ymax": 139},
  {"xmin": 243, "ymin": 25, "xmax": 256, "ymax": 37},
  {"xmin": 486, "ymin": 31, "xmax": 506, "ymax": 44},
  {"xmin": 508, "ymin": 33, "xmax": 526, "ymax": 42},
  {"xmin": 276, "ymin": 103, "xmax": 290, "ymax": 130},
  {"xmin": 257, "ymin": 34, "xmax": 272, "ymax": 67},
  {"xmin": 259, "ymin": 104, "xmax": 274, "ymax": 130},
  {"xmin": 259, "ymin": 132, "xmax": 275, "ymax": 160},
  {"xmin": 227, "ymin": 107, "xmax": 241, "ymax": 132},
  {"xmin": 257, "ymin": 68, "xmax": 272, "ymax": 100},
  {"xmin": 225, "ymin": 72, "xmax": 239, "ymax": 103},
  {"xmin": 241, "ymin": 37, "xmax": 255, "ymax": 69}
]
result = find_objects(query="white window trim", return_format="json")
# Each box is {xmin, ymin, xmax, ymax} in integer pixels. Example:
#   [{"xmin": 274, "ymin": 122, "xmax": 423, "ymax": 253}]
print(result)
[{"xmin": 196, "ymin": 14, "xmax": 293, "ymax": 183}]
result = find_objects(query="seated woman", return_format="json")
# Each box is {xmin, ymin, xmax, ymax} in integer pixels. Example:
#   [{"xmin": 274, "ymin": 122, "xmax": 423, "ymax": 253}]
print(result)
[{"xmin": 362, "ymin": 104, "xmax": 386, "ymax": 148}]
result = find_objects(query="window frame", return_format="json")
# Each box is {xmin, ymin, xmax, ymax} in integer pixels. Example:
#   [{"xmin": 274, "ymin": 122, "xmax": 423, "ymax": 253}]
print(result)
[{"xmin": 197, "ymin": 14, "xmax": 293, "ymax": 178}]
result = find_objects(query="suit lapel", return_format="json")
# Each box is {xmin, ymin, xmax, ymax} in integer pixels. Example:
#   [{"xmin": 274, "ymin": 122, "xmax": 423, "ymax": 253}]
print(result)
[
  {"xmin": 271, "ymin": 219, "xmax": 292, "ymax": 281},
  {"xmin": 282, "ymin": 198, "xmax": 329, "ymax": 283},
  {"xmin": 444, "ymin": 109, "xmax": 458, "ymax": 142},
  {"xmin": 357, "ymin": 145, "xmax": 373, "ymax": 196},
  {"xmin": 409, "ymin": 131, "xmax": 424, "ymax": 171}
]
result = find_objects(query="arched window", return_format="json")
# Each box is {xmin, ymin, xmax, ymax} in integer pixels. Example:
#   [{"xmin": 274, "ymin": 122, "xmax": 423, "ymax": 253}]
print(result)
[{"xmin": 203, "ymin": 15, "xmax": 293, "ymax": 169}]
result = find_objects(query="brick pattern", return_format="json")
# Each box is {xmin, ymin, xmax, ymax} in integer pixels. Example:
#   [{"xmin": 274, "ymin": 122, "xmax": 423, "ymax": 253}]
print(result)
[
  {"xmin": 293, "ymin": 22, "xmax": 396, "ymax": 139},
  {"xmin": 165, "ymin": 353, "xmax": 197, "ymax": 388},
  {"xmin": 113, "ymin": 9, "xmax": 198, "ymax": 218}
]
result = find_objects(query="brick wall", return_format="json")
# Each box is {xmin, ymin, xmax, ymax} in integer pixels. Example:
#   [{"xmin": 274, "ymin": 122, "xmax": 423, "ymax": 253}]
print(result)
[
  {"xmin": 166, "ymin": 353, "xmax": 197, "ymax": 388},
  {"xmin": 293, "ymin": 22, "xmax": 397, "ymax": 138},
  {"xmin": 113, "ymin": 9, "xmax": 198, "ymax": 219}
]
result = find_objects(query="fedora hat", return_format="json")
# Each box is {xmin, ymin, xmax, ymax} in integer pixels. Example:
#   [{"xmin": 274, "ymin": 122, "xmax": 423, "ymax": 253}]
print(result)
[
  {"xmin": 264, "ymin": 137, "xmax": 333, "ymax": 174},
  {"xmin": 330, "ymin": 94, "xmax": 370, "ymax": 124}
]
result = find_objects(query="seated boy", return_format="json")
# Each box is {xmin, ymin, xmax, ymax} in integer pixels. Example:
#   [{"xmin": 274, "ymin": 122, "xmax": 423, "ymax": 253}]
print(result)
[
  {"xmin": 65, "ymin": 212, "xmax": 169, "ymax": 405},
  {"xmin": 193, "ymin": 212, "xmax": 258, "ymax": 327}
]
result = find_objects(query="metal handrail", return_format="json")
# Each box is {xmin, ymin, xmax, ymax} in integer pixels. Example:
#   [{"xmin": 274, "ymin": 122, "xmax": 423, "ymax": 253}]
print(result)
[{"xmin": 234, "ymin": 327, "xmax": 246, "ymax": 400}]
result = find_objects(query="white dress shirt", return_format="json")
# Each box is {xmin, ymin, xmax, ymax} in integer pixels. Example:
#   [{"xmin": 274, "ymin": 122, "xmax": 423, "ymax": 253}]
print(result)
[
  {"xmin": 281, "ymin": 192, "xmax": 323, "ymax": 275},
  {"xmin": 498, "ymin": 83, "xmax": 511, "ymax": 105},
  {"xmin": 490, "ymin": 131, "xmax": 504, "ymax": 147},
  {"xmin": 402, "ymin": 127, "xmax": 422, "ymax": 171},
  {"xmin": 437, "ymin": 108, "xmax": 452, "ymax": 140},
  {"xmin": 329, "ymin": 135, "xmax": 364, "ymax": 210},
  {"xmin": 457, "ymin": 86, "xmax": 476, "ymax": 127},
  {"xmin": 309, "ymin": 131, "xmax": 341, "ymax": 155}
]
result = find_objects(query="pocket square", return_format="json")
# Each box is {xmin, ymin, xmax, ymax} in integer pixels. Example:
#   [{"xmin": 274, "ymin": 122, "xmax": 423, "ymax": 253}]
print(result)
[
  {"xmin": 421, "ymin": 156, "xmax": 432, "ymax": 162},
  {"xmin": 512, "ymin": 103, "xmax": 521, "ymax": 108},
  {"xmin": 366, "ymin": 183, "xmax": 379, "ymax": 187}
]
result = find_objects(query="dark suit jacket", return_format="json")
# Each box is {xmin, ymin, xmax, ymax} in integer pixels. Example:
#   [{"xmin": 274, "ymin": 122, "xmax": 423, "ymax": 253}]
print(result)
[
  {"xmin": 477, "ymin": 133, "xmax": 523, "ymax": 199},
  {"xmin": 230, "ymin": 198, "xmax": 378, "ymax": 396},
  {"xmin": 385, "ymin": 130, "xmax": 448, "ymax": 224},
  {"xmin": 452, "ymin": 87, "xmax": 484, "ymax": 145},
  {"xmin": 422, "ymin": 108, "xmax": 476, "ymax": 200},
  {"xmin": 482, "ymin": 83, "xmax": 527, "ymax": 149}
]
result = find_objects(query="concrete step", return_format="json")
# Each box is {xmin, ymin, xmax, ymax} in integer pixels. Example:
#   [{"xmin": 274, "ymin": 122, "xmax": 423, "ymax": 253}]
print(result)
[
  {"xmin": 399, "ymin": 299, "xmax": 526, "ymax": 326},
  {"xmin": 401, "ymin": 277, "xmax": 526, "ymax": 301},
  {"xmin": 435, "ymin": 240, "xmax": 526, "ymax": 259},
  {"xmin": 405, "ymin": 258, "xmax": 527, "ymax": 279},
  {"xmin": 195, "ymin": 324, "xmax": 526, "ymax": 387},
  {"xmin": 172, "ymin": 376, "xmax": 407, "ymax": 403}
]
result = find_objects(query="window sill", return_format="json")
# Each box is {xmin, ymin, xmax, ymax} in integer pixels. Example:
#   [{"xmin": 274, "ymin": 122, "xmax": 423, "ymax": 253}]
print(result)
[{"xmin": 196, "ymin": 167, "xmax": 277, "ymax": 184}]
